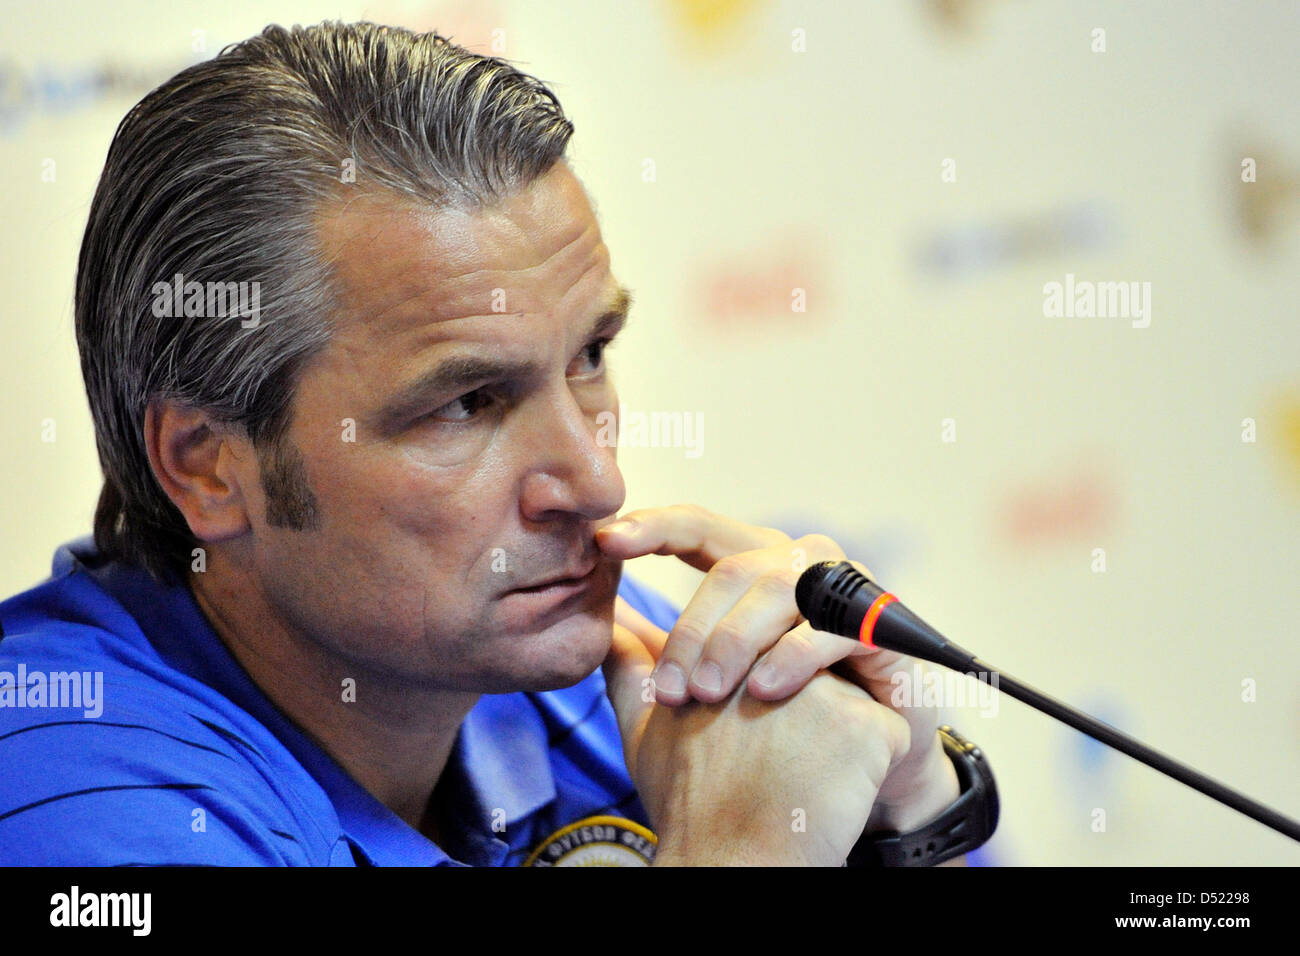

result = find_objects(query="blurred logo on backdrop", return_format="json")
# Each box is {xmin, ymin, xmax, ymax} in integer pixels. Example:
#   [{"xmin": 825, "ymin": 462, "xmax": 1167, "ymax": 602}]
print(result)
[
  {"xmin": 1267, "ymin": 388, "xmax": 1300, "ymax": 501},
  {"xmin": 0, "ymin": 3, "xmax": 514, "ymax": 138},
  {"xmin": 693, "ymin": 232, "xmax": 830, "ymax": 330},
  {"xmin": 664, "ymin": 0, "xmax": 766, "ymax": 51},
  {"xmin": 914, "ymin": 200, "xmax": 1118, "ymax": 281},
  {"xmin": 360, "ymin": 0, "xmax": 508, "ymax": 48},
  {"xmin": 996, "ymin": 449, "xmax": 1120, "ymax": 550},
  {"xmin": 1228, "ymin": 131, "xmax": 1299, "ymax": 247},
  {"xmin": 0, "ymin": 59, "xmax": 178, "ymax": 137},
  {"xmin": 1058, "ymin": 693, "xmax": 1133, "ymax": 826},
  {"xmin": 925, "ymin": 0, "xmax": 1009, "ymax": 36}
]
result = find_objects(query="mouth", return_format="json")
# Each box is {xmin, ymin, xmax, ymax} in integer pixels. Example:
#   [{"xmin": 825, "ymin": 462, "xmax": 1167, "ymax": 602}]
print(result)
[
  {"xmin": 510, "ymin": 560, "xmax": 600, "ymax": 595},
  {"xmin": 499, "ymin": 559, "xmax": 605, "ymax": 621}
]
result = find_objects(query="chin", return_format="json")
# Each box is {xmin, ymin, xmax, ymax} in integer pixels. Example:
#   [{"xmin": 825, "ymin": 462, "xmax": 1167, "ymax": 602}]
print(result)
[{"xmin": 485, "ymin": 608, "xmax": 614, "ymax": 694}]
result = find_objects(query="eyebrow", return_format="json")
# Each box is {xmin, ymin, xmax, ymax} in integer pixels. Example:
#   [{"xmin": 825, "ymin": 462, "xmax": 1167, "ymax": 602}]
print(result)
[{"xmin": 373, "ymin": 285, "xmax": 633, "ymax": 432}]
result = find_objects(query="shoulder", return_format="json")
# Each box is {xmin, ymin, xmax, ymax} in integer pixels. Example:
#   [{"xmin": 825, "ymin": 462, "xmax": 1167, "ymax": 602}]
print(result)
[{"xmin": 0, "ymin": 575, "xmax": 344, "ymax": 865}]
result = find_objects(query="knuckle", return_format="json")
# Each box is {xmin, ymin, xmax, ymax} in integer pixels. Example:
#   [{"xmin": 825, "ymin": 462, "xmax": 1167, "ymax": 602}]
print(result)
[
  {"xmin": 839, "ymin": 692, "xmax": 884, "ymax": 734},
  {"xmin": 891, "ymin": 711, "xmax": 913, "ymax": 760},
  {"xmin": 675, "ymin": 502, "xmax": 711, "ymax": 523},
  {"xmin": 806, "ymin": 670, "xmax": 856, "ymax": 710},
  {"xmin": 667, "ymin": 618, "xmax": 709, "ymax": 655},
  {"xmin": 800, "ymin": 675, "xmax": 905, "ymax": 779},
  {"xmin": 753, "ymin": 568, "xmax": 795, "ymax": 599},
  {"xmin": 848, "ymin": 705, "xmax": 898, "ymax": 770},
  {"xmin": 708, "ymin": 620, "xmax": 749, "ymax": 656},
  {"xmin": 798, "ymin": 533, "xmax": 846, "ymax": 559},
  {"xmin": 777, "ymin": 626, "xmax": 819, "ymax": 660},
  {"xmin": 874, "ymin": 707, "xmax": 911, "ymax": 758},
  {"xmin": 710, "ymin": 554, "xmax": 751, "ymax": 586},
  {"xmin": 613, "ymin": 508, "xmax": 658, "ymax": 530}
]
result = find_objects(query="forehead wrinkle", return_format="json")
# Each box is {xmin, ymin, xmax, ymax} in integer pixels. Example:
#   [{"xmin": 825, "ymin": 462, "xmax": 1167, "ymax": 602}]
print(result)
[
  {"xmin": 385, "ymin": 228, "xmax": 607, "ymax": 341},
  {"xmin": 321, "ymin": 212, "xmax": 600, "ymax": 339},
  {"xmin": 316, "ymin": 169, "xmax": 612, "ymax": 367},
  {"xmin": 315, "ymin": 195, "xmax": 474, "ymax": 330}
]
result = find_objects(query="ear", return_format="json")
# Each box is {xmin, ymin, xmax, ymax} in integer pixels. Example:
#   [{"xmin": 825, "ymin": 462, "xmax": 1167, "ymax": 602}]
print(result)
[{"xmin": 143, "ymin": 399, "xmax": 256, "ymax": 544}]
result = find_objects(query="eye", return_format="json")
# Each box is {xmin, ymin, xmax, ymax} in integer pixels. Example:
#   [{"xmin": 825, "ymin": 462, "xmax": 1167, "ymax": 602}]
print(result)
[
  {"xmin": 429, "ymin": 389, "xmax": 494, "ymax": 423},
  {"xmin": 571, "ymin": 338, "xmax": 612, "ymax": 377}
]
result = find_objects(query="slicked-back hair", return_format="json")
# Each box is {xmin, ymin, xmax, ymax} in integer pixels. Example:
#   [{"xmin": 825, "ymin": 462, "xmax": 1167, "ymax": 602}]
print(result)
[{"xmin": 75, "ymin": 20, "xmax": 574, "ymax": 583}]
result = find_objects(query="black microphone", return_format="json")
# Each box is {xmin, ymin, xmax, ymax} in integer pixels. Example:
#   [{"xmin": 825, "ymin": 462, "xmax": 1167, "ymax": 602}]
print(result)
[{"xmin": 796, "ymin": 559, "xmax": 1300, "ymax": 844}]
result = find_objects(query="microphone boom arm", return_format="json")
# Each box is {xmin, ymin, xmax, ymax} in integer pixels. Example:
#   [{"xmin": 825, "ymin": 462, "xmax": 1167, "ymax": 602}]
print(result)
[{"xmin": 796, "ymin": 560, "xmax": 1300, "ymax": 844}]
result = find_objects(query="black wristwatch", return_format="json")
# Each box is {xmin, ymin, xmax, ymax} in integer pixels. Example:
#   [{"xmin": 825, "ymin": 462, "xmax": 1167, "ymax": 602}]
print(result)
[{"xmin": 846, "ymin": 724, "xmax": 999, "ymax": 867}]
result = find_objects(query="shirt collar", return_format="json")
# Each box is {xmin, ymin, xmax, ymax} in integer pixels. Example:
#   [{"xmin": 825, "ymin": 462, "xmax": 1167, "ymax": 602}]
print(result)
[{"xmin": 64, "ymin": 536, "xmax": 557, "ymax": 866}]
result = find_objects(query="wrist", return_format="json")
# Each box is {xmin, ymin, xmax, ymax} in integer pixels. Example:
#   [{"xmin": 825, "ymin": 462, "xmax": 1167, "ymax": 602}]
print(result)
[
  {"xmin": 652, "ymin": 803, "xmax": 827, "ymax": 866},
  {"xmin": 851, "ymin": 725, "xmax": 997, "ymax": 867},
  {"xmin": 863, "ymin": 732, "xmax": 960, "ymax": 834},
  {"xmin": 652, "ymin": 825, "xmax": 812, "ymax": 866}
]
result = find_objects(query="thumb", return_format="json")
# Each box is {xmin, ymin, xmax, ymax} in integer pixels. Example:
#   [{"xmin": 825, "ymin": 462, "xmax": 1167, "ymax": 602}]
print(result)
[
  {"xmin": 602, "ymin": 621, "xmax": 657, "ymax": 760},
  {"xmin": 613, "ymin": 595, "xmax": 670, "ymax": 659}
]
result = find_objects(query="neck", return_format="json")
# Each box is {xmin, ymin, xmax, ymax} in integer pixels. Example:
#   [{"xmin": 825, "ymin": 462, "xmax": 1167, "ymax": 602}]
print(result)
[{"xmin": 186, "ymin": 552, "xmax": 477, "ymax": 834}]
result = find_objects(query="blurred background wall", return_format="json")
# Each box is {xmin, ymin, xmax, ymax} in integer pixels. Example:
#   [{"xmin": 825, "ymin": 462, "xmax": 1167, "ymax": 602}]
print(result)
[{"xmin": 2, "ymin": 0, "xmax": 1297, "ymax": 866}]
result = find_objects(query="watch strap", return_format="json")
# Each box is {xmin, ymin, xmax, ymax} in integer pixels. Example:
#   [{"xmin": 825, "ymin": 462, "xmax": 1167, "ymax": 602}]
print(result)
[{"xmin": 847, "ymin": 724, "xmax": 999, "ymax": 867}]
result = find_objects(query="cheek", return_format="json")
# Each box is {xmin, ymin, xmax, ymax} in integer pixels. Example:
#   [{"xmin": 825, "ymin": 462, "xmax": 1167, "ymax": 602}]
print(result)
[{"xmin": 315, "ymin": 437, "xmax": 519, "ymax": 578}]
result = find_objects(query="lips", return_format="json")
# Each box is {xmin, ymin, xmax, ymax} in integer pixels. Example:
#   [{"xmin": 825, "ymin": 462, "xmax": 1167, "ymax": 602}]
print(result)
[{"xmin": 512, "ymin": 560, "xmax": 599, "ymax": 592}]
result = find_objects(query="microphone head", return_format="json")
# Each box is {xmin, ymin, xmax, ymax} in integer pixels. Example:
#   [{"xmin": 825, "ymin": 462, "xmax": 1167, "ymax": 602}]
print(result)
[
  {"xmin": 798, "ymin": 561, "xmax": 978, "ymax": 671},
  {"xmin": 795, "ymin": 560, "xmax": 838, "ymax": 622},
  {"xmin": 796, "ymin": 560, "xmax": 872, "ymax": 636}
]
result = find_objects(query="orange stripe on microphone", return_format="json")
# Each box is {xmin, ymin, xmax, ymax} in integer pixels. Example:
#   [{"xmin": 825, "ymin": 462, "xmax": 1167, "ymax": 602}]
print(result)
[{"xmin": 858, "ymin": 593, "xmax": 897, "ymax": 647}]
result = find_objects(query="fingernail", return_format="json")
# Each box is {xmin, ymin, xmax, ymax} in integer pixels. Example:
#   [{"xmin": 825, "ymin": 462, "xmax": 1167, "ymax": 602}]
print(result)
[
  {"xmin": 752, "ymin": 660, "xmax": 777, "ymax": 689},
  {"xmin": 652, "ymin": 661, "xmax": 685, "ymax": 696},
  {"xmin": 691, "ymin": 660, "xmax": 723, "ymax": 694},
  {"xmin": 601, "ymin": 520, "xmax": 638, "ymax": 536}
]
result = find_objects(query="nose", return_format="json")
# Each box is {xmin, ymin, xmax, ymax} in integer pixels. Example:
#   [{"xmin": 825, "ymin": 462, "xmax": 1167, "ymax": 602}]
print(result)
[{"xmin": 518, "ymin": 386, "xmax": 626, "ymax": 525}]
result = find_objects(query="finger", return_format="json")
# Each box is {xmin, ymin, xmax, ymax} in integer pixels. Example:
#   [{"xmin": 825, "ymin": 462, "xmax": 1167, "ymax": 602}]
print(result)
[
  {"xmin": 832, "ymin": 641, "xmax": 916, "ymax": 708},
  {"xmin": 595, "ymin": 504, "xmax": 790, "ymax": 571},
  {"xmin": 681, "ymin": 564, "xmax": 807, "ymax": 703},
  {"xmin": 744, "ymin": 619, "xmax": 869, "ymax": 701},
  {"xmin": 650, "ymin": 537, "xmax": 850, "ymax": 704},
  {"xmin": 649, "ymin": 552, "xmax": 775, "ymax": 705}
]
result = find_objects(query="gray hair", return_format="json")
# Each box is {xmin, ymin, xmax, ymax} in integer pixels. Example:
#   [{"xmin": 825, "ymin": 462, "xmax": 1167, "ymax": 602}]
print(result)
[{"xmin": 76, "ymin": 21, "xmax": 575, "ymax": 583}]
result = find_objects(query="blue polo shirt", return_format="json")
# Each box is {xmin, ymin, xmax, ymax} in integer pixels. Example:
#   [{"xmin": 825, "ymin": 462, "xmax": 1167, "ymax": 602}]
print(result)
[{"xmin": 0, "ymin": 536, "xmax": 683, "ymax": 866}]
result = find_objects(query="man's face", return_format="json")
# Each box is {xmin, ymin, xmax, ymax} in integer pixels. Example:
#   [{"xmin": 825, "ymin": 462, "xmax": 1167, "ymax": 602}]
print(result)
[{"xmin": 238, "ymin": 162, "xmax": 628, "ymax": 693}]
